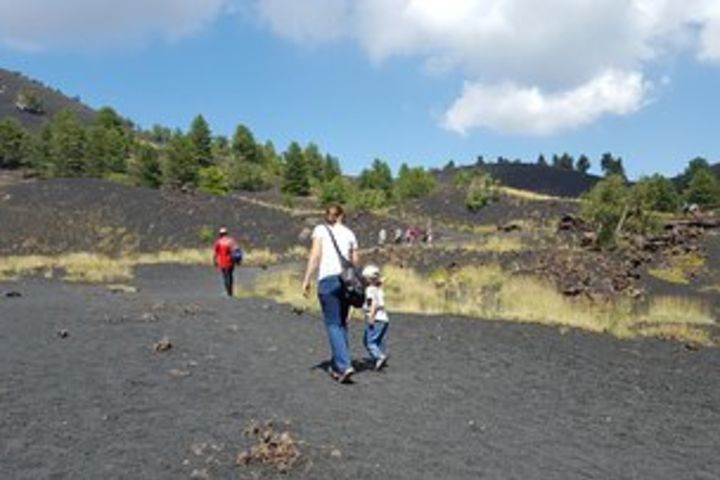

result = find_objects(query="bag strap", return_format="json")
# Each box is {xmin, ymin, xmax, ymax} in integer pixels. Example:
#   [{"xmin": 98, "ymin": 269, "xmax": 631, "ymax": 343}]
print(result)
[{"xmin": 324, "ymin": 224, "xmax": 350, "ymax": 265}]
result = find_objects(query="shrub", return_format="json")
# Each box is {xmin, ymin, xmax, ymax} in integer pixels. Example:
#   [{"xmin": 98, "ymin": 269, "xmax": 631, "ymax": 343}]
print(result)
[
  {"xmin": 632, "ymin": 175, "xmax": 680, "ymax": 213},
  {"xmin": 465, "ymin": 173, "xmax": 500, "ymax": 212},
  {"xmin": 684, "ymin": 168, "xmax": 720, "ymax": 208},
  {"xmin": 198, "ymin": 166, "xmax": 230, "ymax": 195},
  {"xmin": 351, "ymin": 188, "xmax": 388, "ymax": 212},
  {"xmin": 228, "ymin": 161, "xmax": 273, "ymax": 192},
  {"xmin": 453, "ymin": 169, "xmax": 474, "ymax": 187},
  {"xmin": 394, "ymin": 164, "xmax": 435, "ymax": 201},
  {"xmin": 319, "ymin": 176, "xmax": 354, "ymax": 206},
  {"xmin": 103, "ymin": 172, "xmax": 134, "ymax": 187},
  {"xmin": 197, "ymin": 227, "xmax": 215, "ymax": 244},
  {"xmin": 580, "ymin": 175, "xmax": 629, "ymax": 247}
]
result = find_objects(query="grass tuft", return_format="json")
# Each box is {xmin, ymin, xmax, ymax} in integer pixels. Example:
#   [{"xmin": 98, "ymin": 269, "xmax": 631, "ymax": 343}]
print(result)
[{"xmin": 648, "ymin": 253, "xmax": 705, "ymax": 285}]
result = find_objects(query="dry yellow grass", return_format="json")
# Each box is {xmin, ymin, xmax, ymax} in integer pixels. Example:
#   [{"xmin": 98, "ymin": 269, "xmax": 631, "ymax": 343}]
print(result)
[
  {"xmin": 242, "ymin": 264, "xmax": 715, "ymax": 345},
  {"xmin": 648, "ymin": 252, "xmax": 705, "ymax": 285},
  {"xmin": 0, "ymin": 247, "xmax": 293, "ymax": 283},
  {"xmin": 499, "ymin": 186, "xmax": 578, "ymax": 202}
]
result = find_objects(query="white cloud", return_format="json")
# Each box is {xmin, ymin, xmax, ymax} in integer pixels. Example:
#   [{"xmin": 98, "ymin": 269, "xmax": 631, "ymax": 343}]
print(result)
[
  {"xmin": 256, "ymin": 0, "xmax": 720, "ymax": 135},
  {"xmin": 443, "ymin": 70, "xmax": 648, "ymax": 136},
  {"xmin": 698, "ymin": 3, "xmax": 720, "ymax": 62},
  {"xmin": 256, "ymin": 0, "xmax": 351, "ymax": 43},
  {"xmin": 0, "ymin": 0, "xmax": 228, "ymax": 51}
]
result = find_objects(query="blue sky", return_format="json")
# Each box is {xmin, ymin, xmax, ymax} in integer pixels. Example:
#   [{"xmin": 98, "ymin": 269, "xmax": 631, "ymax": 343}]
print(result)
[{"xmin": 1, "ymin": 1, "xmax": 719, "ymax": 179}]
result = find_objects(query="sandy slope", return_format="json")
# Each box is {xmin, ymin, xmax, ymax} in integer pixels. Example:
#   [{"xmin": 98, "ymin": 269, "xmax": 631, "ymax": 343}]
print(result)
[{"xmin": 1, "ymin": 266, "xmax": 719, "ymax": 479}]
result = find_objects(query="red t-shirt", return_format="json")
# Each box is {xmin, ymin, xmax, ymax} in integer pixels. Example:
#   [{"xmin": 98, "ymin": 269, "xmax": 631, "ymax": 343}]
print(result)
[{"xmin": 213, "ymin": 236, "xmax": 236, "ymax": 269}]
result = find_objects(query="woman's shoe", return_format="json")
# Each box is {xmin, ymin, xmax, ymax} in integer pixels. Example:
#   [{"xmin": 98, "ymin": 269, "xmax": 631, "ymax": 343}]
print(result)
[{"xmin": 338, "ymin": 367, "xmax": 355, "ymax": 383}]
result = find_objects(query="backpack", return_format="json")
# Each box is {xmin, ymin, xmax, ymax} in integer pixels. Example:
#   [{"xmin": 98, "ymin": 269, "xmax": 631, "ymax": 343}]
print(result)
[
  {"xmin": 325, "ymin": 225, "xmax": 366, "ymax": 308},
  {"xmin": 231, "ymin": 247, "xmax": 244, "ymax": 265}
]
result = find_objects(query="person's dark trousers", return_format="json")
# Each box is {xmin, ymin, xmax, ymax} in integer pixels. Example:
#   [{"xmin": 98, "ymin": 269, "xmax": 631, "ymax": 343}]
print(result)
[
  {"xmin": 317, "ymin": 275, "xmax": 352, "ymax": 374},
  {"xmin": 221, "ymin": 266, "xmax": 234, "ymax": 296}
]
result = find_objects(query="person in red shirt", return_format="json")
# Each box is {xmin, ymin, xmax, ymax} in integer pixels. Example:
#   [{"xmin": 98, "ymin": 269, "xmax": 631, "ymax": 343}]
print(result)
[{"xmin": 213, "ymin": 227, "xmax": 239, "ymax": 296}]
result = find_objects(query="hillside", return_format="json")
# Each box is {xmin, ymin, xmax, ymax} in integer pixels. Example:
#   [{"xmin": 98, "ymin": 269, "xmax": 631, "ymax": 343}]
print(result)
[
  {"xmin": 437, "ymin": 163, "xmax": 601, "ymax": 198},
  {"xmin": 0, "ymin": 68, "xmax": 95, "ymax": 129}
]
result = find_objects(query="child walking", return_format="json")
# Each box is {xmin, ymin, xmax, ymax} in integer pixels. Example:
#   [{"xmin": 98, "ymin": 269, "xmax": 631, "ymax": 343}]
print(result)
[{"xmin": 361, "ymin": 265, "xmax": 389, "ymax": 370}]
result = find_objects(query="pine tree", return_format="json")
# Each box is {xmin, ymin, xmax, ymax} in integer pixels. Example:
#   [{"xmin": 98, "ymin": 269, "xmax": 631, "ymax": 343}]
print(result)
[
  {"xmin": 231, "ymin": 124, "xmax": 260, "ymax": 164},
  {"xmin": 359, "ymin": 158, "xmax": 393, "ymax": 195},
  {"xmin": 282, "ymin": 142, "xmax": 310, "ymax": 196},
  {"xmin": 576, "ymin": 155, "xmax": 591, "ymax": 174},
  {"xmin": 130, "ymin": 144, "xmax": 162, "ymax": 188},
  {"xmin": 304, "ymin": 143, "xmax": 325, "ymax": 180},
  {"xmin": 0, "ymin": 118, "xmax": 29, "ymax": 169},
  {"xmin": 684, "ymin": 168, "xmax": 720, "ymax": 208},
  {"xmin": 48, "ymin": 110, "xmax": 87, "ymax": 177},
  {"xmin": 163, "ymin": 133, "xmax": 199, "ymax": 188},
  {"xmin": 189, "ymin": 115, "xmax": 213, "ymax": 167}
]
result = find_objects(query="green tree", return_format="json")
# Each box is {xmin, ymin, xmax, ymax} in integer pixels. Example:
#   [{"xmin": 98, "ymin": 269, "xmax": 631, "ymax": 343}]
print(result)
[
  {"xmin": 552, "ymin": 153, "xmax": 574, "ymax": 170},
  {"xmin": 95, "ymin": 107, "xmax": 126, "ymax": 130},
  {"xmin": 231, "ymin": 124, "xmax": 260, "ymax": 164},
  {"xmin": 47, "ymin": 110, "xmax": 87, "ymax": 177},
  {"xmin": 359, "ymin": 158, "xmax": 394, "ymax": 195},
  {"xmin": 576, "ymin": 155, "xmax": 591, "ymax": 174},
  {"xmin": 85, "ymin": 126, "xmax": 128, "ymax": 176},
  {"xmin": 600, "ymin": 152, "xmax": 626, "ymax": 178},
  {"xmin": 282, "ymin": 142, "xmax": 310, "ymax": 196},
  {"xmin": 162, "ymin": 133, "xmax": 198, "ymax": 188},
  {"xmin": 394, "ymin": 164, "xmax": 435, "ymax": 201},
  {"xmin": 319, "ymin": 176, "xmax": 354, "ymax": 206},
  {"xmin": 352, "ymin": 188, "xmax": 388, "ymax": 212},
  {"xmin": 198, "ymin": 166, "xmax": 230, "ymax": 195},
  {"xmin": 322, "ymin": 154, "xmax": 342, "ymax": 181},
  {"xmin": 580, "ymin": 175, "xmax": 630, "ymax": 246},
  {"xmin": 149, "ymin": 124, "xmax": 172, "ymax": 144},
  {"xmin": 189, "ymin": 115, "xmax": 213, "ymax": 167},
  {"xmin": 0, "ymin": 118, "xmax": 29, "ymax": 169},
  {"xmin": 537, "ymin": 154, "xmax": 548, "ymax": 166},
  {"xmin": 684, "ymin": 168, "xmax": 720, "ymax": 208},
  {"xmin": 129, "ymin": 144, "xmax": 162, "ymax": 188},
  {"xmin": 304, "ymin": 143, "xmax": 326, "ymax": 181},
  {"xmin": 632, "ymin": 175, "xmax": 680, "ymax": 213},
  {"xmin": 228, "ymin": 161, "xmax": 273, "ymax": 191},
  {"xmin": 679, "ymin": 157, "xmax": 712, "ymax": 189}
]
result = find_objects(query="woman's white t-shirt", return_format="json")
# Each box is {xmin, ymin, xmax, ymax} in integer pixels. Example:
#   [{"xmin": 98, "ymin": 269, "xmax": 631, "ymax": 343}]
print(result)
[{"xmin": 312, "ymin": 223, "xmax": 358, "ymax": 280}]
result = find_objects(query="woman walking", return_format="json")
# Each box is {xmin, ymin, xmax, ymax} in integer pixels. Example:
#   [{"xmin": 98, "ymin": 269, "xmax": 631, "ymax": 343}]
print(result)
[{"xmin": 302, "ymin": 204, "xmax": 359, "ymax": 383}]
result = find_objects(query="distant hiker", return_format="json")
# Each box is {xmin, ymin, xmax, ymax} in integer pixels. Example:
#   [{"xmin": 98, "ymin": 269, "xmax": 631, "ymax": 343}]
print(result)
[
  {"xmin": 213, "ymin": 227, "xmax": 242, "ymax": 297},
  {"xmin": 378, "ymin": 228, "xmax": 387, "ymax": 246},
  {"xmin": 393, "ymin": 228, "xmax": 403, "ymax": 244},
  {"xmin": 362, "ymin": 264, "xmax": 389, "ymax": 370},
  {"xmin": 302, "ymin": 204, "xmax": 359, "ymax": 383}
]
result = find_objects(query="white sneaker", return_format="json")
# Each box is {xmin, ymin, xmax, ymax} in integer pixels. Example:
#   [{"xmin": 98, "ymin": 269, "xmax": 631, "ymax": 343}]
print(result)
[{"xmin": 375, "ymin": 356, "xmax": 387, "ymax": 371}]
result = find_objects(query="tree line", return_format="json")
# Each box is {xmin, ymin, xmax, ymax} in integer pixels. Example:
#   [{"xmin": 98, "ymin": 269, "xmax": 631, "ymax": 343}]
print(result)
[
  {"xmin": 0, "ymin": 108, "xmax": 436, "ymax": 210},
  {"xmin": 467, "ymin": 152, "xmax": 626, "ymax": 177}
]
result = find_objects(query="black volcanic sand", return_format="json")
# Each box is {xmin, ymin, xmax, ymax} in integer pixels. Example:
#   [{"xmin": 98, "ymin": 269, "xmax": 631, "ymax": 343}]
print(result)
[
  {"xmin": 2, "ymin": 266, "xmax": 719, "ymax": 479},
  {"xmin": 0, "ymin": 178, "xmax": 308, "ymax": 254},
  {"xmin": 0, "ymin": 178, "xmax": 403, "ymax": 256}
]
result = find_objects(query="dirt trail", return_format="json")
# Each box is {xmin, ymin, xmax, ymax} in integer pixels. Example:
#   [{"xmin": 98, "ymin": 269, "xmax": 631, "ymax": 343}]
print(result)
[{"xmin": 1, "ymin": 266, "xmax": 719, "ymax": 479}]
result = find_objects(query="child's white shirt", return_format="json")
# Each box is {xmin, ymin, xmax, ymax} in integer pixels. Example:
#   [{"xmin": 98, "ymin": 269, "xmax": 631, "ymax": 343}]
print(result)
[{"xmin": 364, "ymin": 285, "xmax": 389, "ymax": 322}]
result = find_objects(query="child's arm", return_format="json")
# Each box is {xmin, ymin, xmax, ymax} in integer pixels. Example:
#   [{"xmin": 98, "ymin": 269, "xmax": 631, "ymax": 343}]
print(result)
[{"xmin": 367, "ymin": 297, "xmax": 377, "ymax": 325}]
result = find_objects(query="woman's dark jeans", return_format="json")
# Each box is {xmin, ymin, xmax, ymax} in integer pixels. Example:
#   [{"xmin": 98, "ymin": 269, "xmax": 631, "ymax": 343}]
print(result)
[{"xmin": 317, "ymin": 275, "xmax": 351, "ymax": 373}]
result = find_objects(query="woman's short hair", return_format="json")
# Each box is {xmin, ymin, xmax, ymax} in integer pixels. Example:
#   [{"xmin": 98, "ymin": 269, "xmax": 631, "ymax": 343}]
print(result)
[{"xmin": 325, "ymin": 204, "xmax": 345, "ymax": 224}]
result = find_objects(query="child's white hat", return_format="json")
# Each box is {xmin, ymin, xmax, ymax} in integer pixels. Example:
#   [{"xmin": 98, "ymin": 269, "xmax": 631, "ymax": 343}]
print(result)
[{"xmin": 362, "ymin": 264, "xmax": 381, "ymax": 279}]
